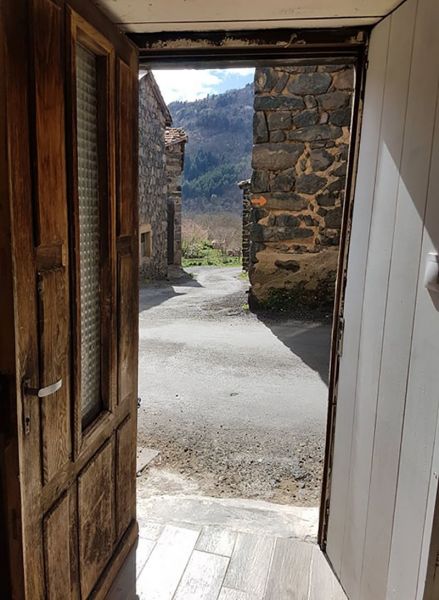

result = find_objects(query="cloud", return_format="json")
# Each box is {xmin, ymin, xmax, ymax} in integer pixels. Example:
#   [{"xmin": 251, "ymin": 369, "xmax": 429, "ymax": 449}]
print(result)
[
  {"xmin": 222, "ymin": 68, "xmax": 255, "ymax": 77},
  {"xmin": 152, "ymin": 69, "xmax": 222, "ymax": 103},
  {"xmin": 152, "ymin": 68, "xmax": 255, "ymax": 104}
]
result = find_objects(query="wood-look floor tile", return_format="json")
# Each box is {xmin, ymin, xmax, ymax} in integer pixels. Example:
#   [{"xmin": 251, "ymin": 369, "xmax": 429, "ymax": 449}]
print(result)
[
  {"xmin": 196, "ymin": 526, "xmax": 237, "ymax": 557},
  {"xmin": 308, "ymin": 546, "xmax": 347, "ymax": 600},
  {"xmin": 174, "ymin": 550, "xmax": 229, "ymax": 600},
  {"xmin": 136, "ymin": 537, "xmax": 156, "ymax": 578},
  {"xmin": 264, "ymin": 538, "xmax": 313, "ymax": 600},
  {"xmin": 218, "ymin": 587, "xmax": 252, "ymax": 600},
  {"xmin": 136, "ymin": 524, "xmax": 200, "ymax": 600},
  {"xmin": 223, "ymin": 532, "xmax": 275, "ymax": 598}
]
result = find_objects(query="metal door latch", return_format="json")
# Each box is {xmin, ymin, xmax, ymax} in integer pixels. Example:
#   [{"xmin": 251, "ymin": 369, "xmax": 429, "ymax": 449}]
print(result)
[
  {"xmin": 22, "ymin": 378, "xmax": 63, "ymax": 436},
  {"xmin": 24, "ymin": 378, "xmax": 62, "ymax": 398}
]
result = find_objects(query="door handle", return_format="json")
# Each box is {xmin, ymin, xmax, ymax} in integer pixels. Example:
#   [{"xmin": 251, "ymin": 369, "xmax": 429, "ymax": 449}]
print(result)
[{"xmin": 24, "ymin": 378, "xmax": 63, "ymax": 398}]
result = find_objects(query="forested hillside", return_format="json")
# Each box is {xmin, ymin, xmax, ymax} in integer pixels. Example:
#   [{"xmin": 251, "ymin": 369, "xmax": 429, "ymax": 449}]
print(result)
[{"xmin": 169, "ymin": 82, "xmax": 254, "ymax": 214}]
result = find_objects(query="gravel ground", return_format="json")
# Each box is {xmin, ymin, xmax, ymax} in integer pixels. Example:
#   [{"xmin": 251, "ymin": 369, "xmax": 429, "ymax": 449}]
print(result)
[{"xmin": 137, "ymin": 266, "xmax": 331, "ymax": 506}]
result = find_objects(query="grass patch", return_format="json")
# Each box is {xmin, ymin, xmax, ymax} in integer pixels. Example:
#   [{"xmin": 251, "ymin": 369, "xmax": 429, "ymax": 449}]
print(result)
[{"xmin": 182, "ymin": 240, "xmax": 241, "ymax": 267}]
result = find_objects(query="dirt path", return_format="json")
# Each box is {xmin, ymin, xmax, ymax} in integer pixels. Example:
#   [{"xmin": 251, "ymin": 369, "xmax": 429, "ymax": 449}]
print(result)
[{"xmin": 137, "ymin": 266, "xmax": 331, "ymax": 506}]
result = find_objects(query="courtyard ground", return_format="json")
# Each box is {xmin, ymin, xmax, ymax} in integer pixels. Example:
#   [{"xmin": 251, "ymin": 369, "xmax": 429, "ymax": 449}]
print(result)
[{"xmin": 137, "ymin": 266, "xmax": 331, "ymax": 508}]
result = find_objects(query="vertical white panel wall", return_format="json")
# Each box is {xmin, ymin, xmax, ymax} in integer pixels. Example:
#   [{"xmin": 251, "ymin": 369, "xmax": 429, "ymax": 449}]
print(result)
[{"xmin": 326, "ymin": 0, "xmax": 439, "ymax": 598}]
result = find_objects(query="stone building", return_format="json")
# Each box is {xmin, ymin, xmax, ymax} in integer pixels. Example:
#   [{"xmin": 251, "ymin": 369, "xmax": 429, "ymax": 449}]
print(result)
[
  {"xmin": 248, "ymin": 65, "xmax": 354, "ymax": 308},
  {"xmin": 138, "ymin": 72, "xmax": 171, "ymax": 279},
  {"xmin": 165, "ymin": 128, "xmax": 188, "ymax": 266}
]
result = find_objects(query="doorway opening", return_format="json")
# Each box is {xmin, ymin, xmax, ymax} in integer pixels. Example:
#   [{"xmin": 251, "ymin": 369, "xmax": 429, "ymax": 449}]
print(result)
[{"xmin": 115, "ymin": 43, "xmax": 364, "ymax": 596}]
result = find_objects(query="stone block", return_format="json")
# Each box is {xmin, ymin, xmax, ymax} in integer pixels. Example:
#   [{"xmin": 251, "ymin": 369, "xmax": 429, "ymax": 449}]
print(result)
[
  {"xmin": 274, "ymin": 214, "xmax": 300, "ymax": 227},
  {"xmin": 270, "ymin": 130, "xmax": 286, "ymax": 143},
  {"xmin": 329, "ymin": 106, "xmax": 352, "ymax": 127},
  {"xmin": 316, "ymin": 191, "xmax": 337, "ymax": 207},
  {"xmin": 309, "ymin": 149, "xmax": 334, "ymax": 171},
  {"xmin": 332, "ymin": 162, "xmax": 347, "ymax": 177},
  {"xmin": 274, "ymin": 259, "xmax": 301, "ymax": 272},
  {"xmin": 332, "ymin": 68, "xmax": 354, "ymax": 90},
  {"xmin": 270, "ymin": 168, "xmax": 296, "ymax": 192},
  {"xmin": 293, "ymin": 109, "xmax": 319, "ymax": 127},
  {"xmin": 255, "ymin": 67, "xmax": 280, "ymax": 92},
  {"xmin": 273, "ymin": 72, "xmax": 289, "ymax": 93},
  {"xmin": 253, "ymin": 192, "xmax": 309, "ymax": 211},
  {"xmin": 317, "ymin": 91, "xmax": 350, "ymax": 111},
  {"xmin": 304, "ymin": 95, "xmax": 317, "ymax": 109},
  {"xmin": 267, "ymin": 111, "xmax": 292, "ymax": 130},
  {"xmin": 287, "ymin": 72, "xmax": 332, "ymax": 95},
  {"xmin": 301, "ymin": 214, "xmax": 320, "ymax": 226},
  {"xmin": 286, "ymin": 124, "xmax": 342, "ymax": 142},
  {"xmin": 256, "ymin": 226, "xmax": 314, "ymax": 242},
  {"xmin": 254, "ymin": 95, "xmax": 305, "ymax": 111},
  {"xmin": 253, "ymin": 111, "xmax": 269, "ymax": 143},
  {"xmin": 252, "ymin": 143, "xmax": 305, "ymax": 171},
  {"xmin": 251, "ymin": 169, "xmax": 270, "ymax": 193},
  {"xmin": 324, "ymin": 206, "xmax": 343, "ymax": 229},
  {"xmin": 326, "ymin": 178, "xmax": 344, "ymax": 193},
  {"xmin": 295, "ymin": 173, "xmax": 327, "ymax": 194}
]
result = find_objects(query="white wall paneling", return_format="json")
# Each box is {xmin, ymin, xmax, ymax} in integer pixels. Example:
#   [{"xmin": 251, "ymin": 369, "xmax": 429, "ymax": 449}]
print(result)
[{"xmin": 326, "ymin": 0, "xmax": 439, "ymax": 598}]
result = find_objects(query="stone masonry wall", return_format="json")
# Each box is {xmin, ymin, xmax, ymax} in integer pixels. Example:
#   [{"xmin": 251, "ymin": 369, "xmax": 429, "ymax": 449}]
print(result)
[
  {"xmin": 138, "ymin": 73, "xmax": 169, "ymax": 279},
  {"xmin": 249, "ymin": 65, "xmax": 354, "ymax": 308},
  {"xmin": 165, "ymin": 136, "xmax": 187, "ymax": 266},
  {"xmin": 239, "ymin": 180, "xmax": 251, "ymax": 271}
]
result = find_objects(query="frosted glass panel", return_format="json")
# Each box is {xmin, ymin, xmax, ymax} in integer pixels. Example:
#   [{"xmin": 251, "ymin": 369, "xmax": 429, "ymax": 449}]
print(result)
[{"xmin": 76, "ymin": 43, "xmax": 102, "ymax": 426}]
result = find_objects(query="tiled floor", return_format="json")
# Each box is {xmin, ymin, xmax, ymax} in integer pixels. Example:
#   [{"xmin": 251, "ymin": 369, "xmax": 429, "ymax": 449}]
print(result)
[{"xmin": 107, "ymin": 521, "xmax": 347, "ymax": 600}]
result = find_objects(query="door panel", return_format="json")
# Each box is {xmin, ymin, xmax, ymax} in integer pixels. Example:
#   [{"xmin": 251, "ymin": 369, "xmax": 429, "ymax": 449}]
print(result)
[
  {"xmin": 78, "ymin": 440, "xmax": 114, "ymax": 598},
  {"xmin": 43, "ymin": 493, "xmax": 72, "ymax": 600},
  {"xmin": 1, "ymin": 0, "xmax": 139, "ymax": 596},
  {"xmin": 116, "ymin": 415, "xmax": 136, "ymax": 539}
]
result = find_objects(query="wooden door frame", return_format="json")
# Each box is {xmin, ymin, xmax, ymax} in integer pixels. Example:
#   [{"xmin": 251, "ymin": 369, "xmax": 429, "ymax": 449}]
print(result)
[{"xmin": 135, "ymin": 29, "xmax": 369, "ymax": 551}]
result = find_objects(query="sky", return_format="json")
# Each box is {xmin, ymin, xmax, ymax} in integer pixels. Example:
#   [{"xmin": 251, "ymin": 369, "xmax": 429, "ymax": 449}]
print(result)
[{"xmin": 152, "ymin": 68, "xmax": 255, "ymax": 104}]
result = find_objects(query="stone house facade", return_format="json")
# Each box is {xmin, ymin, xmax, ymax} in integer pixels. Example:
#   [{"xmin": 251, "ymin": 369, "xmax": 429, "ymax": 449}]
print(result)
[
  {"xmin": 165, "ymin": 128, "xmax": 188, "ymax": 266},
  {"xmin": 248, "ymin": 65, "xmax": 354, "ymax": 308},
  {"xmin": 138, "ymin": 72, "xmax": 171, "ymax": 279}
]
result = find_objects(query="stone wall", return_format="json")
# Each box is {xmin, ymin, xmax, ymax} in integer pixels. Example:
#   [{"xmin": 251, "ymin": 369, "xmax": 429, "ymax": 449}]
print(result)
[
  {"xmin": 138, "ymin": 72, "xmax": 171, "ymax": 279},
  {"xmin": 249, "ymin": 65, "xmax": 354, "ymax": 308},
  {"xmin": 239, "ymin": 180, "xmax": 251, "ymax": 271},
  {"xmin": 165, "ymin": 129, "xmax": 187, "ymax": 266}
]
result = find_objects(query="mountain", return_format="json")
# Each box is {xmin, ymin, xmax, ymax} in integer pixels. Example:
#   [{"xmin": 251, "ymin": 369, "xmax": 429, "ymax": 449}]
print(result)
[{"xmin": 168, "ymin": 83, "xmax": 254, "ymax": 214}]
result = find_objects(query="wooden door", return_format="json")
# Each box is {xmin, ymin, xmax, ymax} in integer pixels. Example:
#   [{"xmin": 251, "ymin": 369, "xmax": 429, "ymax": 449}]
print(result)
[{"xmin": 0, "ymin": 0, "xmax": 139, "ymax": 597}]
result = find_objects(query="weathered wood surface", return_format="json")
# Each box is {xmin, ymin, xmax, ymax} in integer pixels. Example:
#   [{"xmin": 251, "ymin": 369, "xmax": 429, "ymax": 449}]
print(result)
[
  {"xmin": 78, "ymin": 440, "xmax": 114, "ymax": 598},
  {"xmin": 116, "ymin": 415, "xmax": 136, "ymax": 540},
  {"xmin": 43, "ymin": 493, "xmax": 72, "ymax": 600},
  {"xmin": 3, "ymin": 0, "xmax": 139, "ymax": 595}
]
